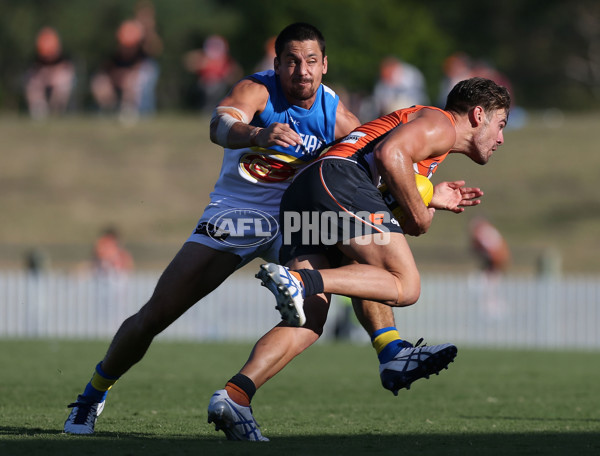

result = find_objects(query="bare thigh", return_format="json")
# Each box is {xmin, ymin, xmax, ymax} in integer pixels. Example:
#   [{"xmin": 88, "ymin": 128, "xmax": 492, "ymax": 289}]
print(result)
[
  {"xmin": 331, "ymin": 232, "xmax": 421, "ymax": 306},
  {"xmin": 138, "ymin": 242, "xmax": 242, "ymax": 333},
  {"xmin": 338, "ymin": 232, "xmax": 418, "ymax": 276}
]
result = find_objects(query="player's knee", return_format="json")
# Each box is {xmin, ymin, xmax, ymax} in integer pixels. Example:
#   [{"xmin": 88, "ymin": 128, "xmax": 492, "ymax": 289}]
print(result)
[
  {"xmin": 398, "ymin": 285, "xmax": 421, "ymax": 306},
  {"xmin": 130, "ymin": 309, "xmax": 161, "ymax": 338},
  {"xmin": 276, "ymin": 292, "xmax": 328, "ymax": 336},
  {"xmin": 301, "ymin": 293, "xmax": 330, "ymax": 336},
  {"xmin": 135, "ymin": 296, "xmax": 177, "ymax": 336},
  {"xmin": 391, "ymin": 273, "xmax": 421, "ymax": 307}
]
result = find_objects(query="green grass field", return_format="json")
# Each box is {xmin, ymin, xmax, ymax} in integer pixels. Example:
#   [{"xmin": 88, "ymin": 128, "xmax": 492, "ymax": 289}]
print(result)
[
  {"xmin": 1, "ymin": 112, "xmax": 600, "ymax": 273},
  {"xmin": 0, "ymin": 339, "xmax": 599, "ymax": 455}
]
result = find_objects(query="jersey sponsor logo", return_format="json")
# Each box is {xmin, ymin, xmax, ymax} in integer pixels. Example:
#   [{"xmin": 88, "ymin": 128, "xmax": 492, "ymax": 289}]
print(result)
[
  {"xmin": 205, "ymin": 208, "xmax": 279, "ymax": 247},
  {"xmin": 340, "ymin": 131, "xmax": 367, "ymax": 145},
  {"xmin": 295, "ymin": 133, "xmax": 324, "ymax": 155},
  {"xmin": 238, "ymin": 152, "xmax": 305, "ymax": 183}
]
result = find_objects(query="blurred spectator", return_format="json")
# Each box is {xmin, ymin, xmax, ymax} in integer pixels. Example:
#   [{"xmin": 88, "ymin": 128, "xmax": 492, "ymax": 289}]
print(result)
[
  {"xmin": 90, "ymin": 15, "xmax": 161, "ymax": 123},
  {"xmin": 470, "ymin": 58, "xmax": 527, "ymax": 129},
  {"xmin": 24, "ymin": 27, "xmax": 76, "ymax": 120},
  {"xmin": 372, "ymin": 56, "xmax": 429, "ymax": 116},
  {"xmin": 24, "ymin": 248, "xmax": 50, "ymax": 275},
  {"xmin": 92, "ymin": 227, "xmax": 134, "ymax": 274},
  {"xmin": 254, "ymin": 35, "xmax": 276, "ymax": 72},
  {"xmin": 332, "ymin": 295, "xmax": 359, "ymax": 341},
  {"xmin": 438, "ymin": 52, "xmax": 524, "ymax": 128},
  {"xmin": 469, "ymin": 216, "xmax": 510, "ymax": 274},
  {"xmin": 183, "ymin": 34, "xmax": 243, "ymax": 112},
  {"xmin": 133, "ymin": 0, "xmax": 163, "ymax": 113},
  {"xmin": 437, "ymin": 52, "xmax": 473, "ymax": 107},
  {"xmin": 471, "ymin": 59, "xmax": 514, "ymax": 99},
  {"xmin": 469, "ymin": 216, "xmax": 511, "ymax": 320}
]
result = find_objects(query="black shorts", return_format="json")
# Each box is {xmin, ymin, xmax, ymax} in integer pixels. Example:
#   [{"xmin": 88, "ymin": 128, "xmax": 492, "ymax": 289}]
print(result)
[{"xmin": 279, "ymin": 158, "xmax": 403, "ymax": 264}]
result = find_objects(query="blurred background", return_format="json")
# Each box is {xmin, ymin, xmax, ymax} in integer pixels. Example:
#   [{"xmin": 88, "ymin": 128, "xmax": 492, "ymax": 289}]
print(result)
[
  {"xmin": 1, "ymin": 0, "xmax": 599, "ymax": 113},
  {"xmin": 0, "ymin": 0, "xmax": 599, "ymax": 346}
]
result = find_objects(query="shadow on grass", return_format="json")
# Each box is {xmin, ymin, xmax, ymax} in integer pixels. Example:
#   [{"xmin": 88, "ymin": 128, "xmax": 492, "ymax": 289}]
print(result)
[
  {"xmin": 1, "ymin": 426, "xmax": 599, "ymax": 456},
  {"xmin": 461, "ymin": 414, "xmax": 600, "ymax": 423}
]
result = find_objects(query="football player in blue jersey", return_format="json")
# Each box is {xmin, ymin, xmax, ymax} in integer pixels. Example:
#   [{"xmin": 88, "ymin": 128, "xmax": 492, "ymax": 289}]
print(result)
[{"xmin": 63, "ymin": 23, "xmax": 357, "ymax": 440}]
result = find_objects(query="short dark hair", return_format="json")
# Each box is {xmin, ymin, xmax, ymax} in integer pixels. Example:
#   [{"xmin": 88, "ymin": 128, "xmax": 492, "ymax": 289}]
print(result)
[
  {"xmin": 445, "ymin": 77, "xmax": 511, "ymax": 116},
  {"xmin": 275, "ymin": 22, "xmax": 326, "ymax": 59}
]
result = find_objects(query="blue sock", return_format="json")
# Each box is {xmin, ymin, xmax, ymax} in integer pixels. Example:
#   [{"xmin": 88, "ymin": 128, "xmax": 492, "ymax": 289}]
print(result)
[
  {"xmin": 371, "ymin": 327, "xmax": 412, "ymax": 363},
  {"xmin": 83, "ymin": 382, "xmax": 108, "ymax": 403},
  {"xmin": 82, "ymin": 362, "xmax": 119, "ymax": 403}
]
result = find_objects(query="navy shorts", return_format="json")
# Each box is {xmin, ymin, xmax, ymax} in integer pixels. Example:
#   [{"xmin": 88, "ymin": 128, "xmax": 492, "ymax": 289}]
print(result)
[{"xmin": 279, "ymin": 157, "xmax": 403, "ymax": 264}]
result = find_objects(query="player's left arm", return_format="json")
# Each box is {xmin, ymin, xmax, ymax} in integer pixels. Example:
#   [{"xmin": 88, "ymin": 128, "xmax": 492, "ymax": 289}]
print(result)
[
  {"xmin": 430, "ymin": 181, "xmax": 483, "ymax": 213},
  {"xmin": 334, "ymin": 100, "xmax": 361, "ymax": 139},
  {"xmin": 210, "ymin": 78, "xmax": 303, "ymax": 150}
]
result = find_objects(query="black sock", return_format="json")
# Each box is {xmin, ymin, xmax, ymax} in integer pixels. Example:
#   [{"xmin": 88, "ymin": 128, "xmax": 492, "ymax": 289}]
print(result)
[
  {"xmin": 227, "ymin": 373, "xmax": 256, "ymax": 402},
  {"xmin": 296, "ymin": 269, "xmax": 324, "ymax": 296}
]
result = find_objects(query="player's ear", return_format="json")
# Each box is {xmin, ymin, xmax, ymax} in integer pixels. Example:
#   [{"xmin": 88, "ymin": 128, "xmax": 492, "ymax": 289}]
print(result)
[
  {"xmin": 469, "ymin": 106, "xmax": 484, "ymax": 127},
  {"xmin": 322, "ymin": 55, "xmax": 328, "ymax": 74}
]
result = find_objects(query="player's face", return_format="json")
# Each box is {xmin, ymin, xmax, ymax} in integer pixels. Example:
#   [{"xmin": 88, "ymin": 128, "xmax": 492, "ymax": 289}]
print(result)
[
  {"xmin": 471, "ymin": 108, "xmax": 508, "ymax": 164},
  {"xmin": 275, "ymin": 39, "xmax": 327, "ymax": 108}
]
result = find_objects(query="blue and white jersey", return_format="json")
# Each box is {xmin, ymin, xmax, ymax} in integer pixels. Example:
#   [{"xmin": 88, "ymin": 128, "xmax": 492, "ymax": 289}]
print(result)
[{"xmin": 208, "ymin": 70, "xmax": 340, "ymax": 213}]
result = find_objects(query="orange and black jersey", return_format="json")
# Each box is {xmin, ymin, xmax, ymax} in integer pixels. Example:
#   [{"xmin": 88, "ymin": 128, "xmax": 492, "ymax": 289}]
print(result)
[{"xmin": 321, "ymin": 105, "xmax": 455, "ymax": 179}]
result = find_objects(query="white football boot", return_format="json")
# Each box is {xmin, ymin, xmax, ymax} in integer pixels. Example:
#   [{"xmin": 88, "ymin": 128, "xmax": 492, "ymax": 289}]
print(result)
[
  {"xmin": 256, "ymin": 263, "xmax": 306, "ymax": 327},
  {"xmin": 207, "ymin": 389, "xmax": 269, "ymax": 441},
  {"xmin": 64, "ymin": 395, "xmax": 105, "ymax": 434}
]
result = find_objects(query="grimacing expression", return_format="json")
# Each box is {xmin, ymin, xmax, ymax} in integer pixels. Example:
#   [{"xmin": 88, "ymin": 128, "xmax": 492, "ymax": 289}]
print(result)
[
  {"xmin": 472, "ymin": 108, "xmax": 508, "ymax": 164},
  {"xmin": 275, "ymin": 39, "xmax": 327, "ymax": 107}
]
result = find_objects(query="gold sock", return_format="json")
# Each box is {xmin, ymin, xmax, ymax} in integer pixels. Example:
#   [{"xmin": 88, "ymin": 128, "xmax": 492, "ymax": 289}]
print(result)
[{"xmin": 372, "ymin": 329, "xmax": 401, "ymax": 355}]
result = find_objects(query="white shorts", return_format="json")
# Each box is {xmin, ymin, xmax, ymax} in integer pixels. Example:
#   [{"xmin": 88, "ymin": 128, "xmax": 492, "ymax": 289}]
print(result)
[{"xmin": 186, "ymin": 202, "xmax": 282, "ymax": 269}]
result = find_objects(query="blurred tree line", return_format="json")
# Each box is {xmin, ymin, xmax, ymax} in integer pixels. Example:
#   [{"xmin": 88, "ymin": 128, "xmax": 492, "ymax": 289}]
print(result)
[{"xmin": 0, "ymin": 0, "xmax": 598, "ymax": 113}]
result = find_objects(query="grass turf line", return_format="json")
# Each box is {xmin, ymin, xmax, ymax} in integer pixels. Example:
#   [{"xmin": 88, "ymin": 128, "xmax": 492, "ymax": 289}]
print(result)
[{"xmin": 0, "ymin": 339, "xmax": 599, "ymax": 456}]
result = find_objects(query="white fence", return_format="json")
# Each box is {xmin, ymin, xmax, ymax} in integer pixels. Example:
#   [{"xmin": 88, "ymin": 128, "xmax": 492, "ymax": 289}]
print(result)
[{"xmin": 1, "ymin": 271, "xmax": 599, "ymax": 350}]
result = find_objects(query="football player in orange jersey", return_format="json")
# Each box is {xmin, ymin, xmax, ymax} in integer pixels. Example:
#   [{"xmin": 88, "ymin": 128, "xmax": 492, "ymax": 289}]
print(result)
[{"xmin": 258, "ymin": 76, "xmax": 510, "ymax": 402}]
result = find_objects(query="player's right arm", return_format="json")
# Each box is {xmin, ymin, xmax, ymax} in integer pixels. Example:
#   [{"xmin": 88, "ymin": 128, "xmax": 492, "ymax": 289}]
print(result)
[
  {"xmin": 334, "ymin": 100, "xmax": 361, "ymax": 139},
  {"xmin": 209, "ymin": 78, "xmax": 303, "ymax": 150}
]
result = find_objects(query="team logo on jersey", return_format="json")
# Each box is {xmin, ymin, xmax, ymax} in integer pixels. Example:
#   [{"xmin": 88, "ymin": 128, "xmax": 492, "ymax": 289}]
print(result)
[
  {"xmin": 238, "ymin": 151, "xmax": 306, "ymax": 183},
  {"xmin": 427, "ymin": 162, "xmax": 438, "ymax": 177},
  {"xmin": 413, "ymin": 161, "xmax": 438, "ymax": 179}
]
